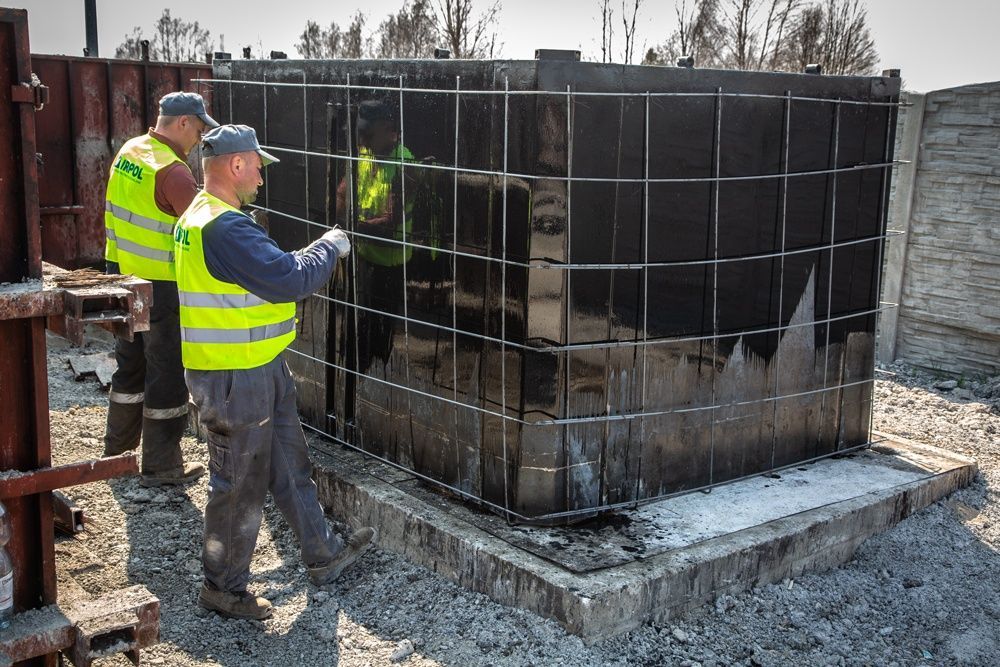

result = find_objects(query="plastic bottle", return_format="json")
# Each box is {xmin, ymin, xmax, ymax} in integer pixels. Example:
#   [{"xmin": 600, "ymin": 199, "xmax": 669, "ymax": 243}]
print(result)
[{"xmin": 0, "ymin": 501, "xmax": 12, "ymax": 629}]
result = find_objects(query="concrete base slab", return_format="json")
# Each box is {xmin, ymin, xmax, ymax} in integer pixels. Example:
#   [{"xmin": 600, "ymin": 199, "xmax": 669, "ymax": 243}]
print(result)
[{"xmin": 309, "ymin": 433, "xmax": 976, "ymax": 642}]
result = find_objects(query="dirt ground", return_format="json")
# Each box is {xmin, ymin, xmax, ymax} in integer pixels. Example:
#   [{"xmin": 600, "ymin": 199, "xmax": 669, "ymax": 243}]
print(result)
[{"xmin": 45, "ymin": 330, "xmax": 999, "ymax": 667}]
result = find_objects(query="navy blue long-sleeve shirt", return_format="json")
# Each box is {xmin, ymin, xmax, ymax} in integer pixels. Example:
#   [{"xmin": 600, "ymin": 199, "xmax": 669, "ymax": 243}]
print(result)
[{"xmin": 202, "ymin": 211, "xmax": 340, "ymax": 303}]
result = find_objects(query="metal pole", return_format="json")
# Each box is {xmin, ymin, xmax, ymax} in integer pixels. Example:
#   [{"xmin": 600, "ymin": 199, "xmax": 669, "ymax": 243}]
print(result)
[{"xmin": 83, "ymin": 0, "xmax": 98, "ymax": 57}]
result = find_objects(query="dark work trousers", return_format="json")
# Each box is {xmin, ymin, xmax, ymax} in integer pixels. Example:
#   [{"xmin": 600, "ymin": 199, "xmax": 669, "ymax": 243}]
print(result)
[
  {"xmin": 105, "ymin": 280, "xmax": 188, "ymax": 475},
  {"xmin": 357, "ymin": 263, "xmax": 403, "ymax": 373},
  {"xmin": 186, "ymin": 355, "xmax": 344, "ymax": 593}
]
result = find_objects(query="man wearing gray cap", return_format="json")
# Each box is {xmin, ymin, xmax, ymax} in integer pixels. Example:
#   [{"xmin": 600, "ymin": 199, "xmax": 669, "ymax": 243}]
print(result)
[
  {"xmin": 175, "ymin": 124, "xmax": 376, "ymax": 620},
  {"xmin": 103, "ymin": 91, "xmax": 218, "ymax": 486}
]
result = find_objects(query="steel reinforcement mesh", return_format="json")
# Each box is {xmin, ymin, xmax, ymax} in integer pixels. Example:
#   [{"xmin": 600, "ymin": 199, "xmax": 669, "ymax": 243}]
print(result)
[{"xmin": 203, "ymin": 58, "xmax": 901, "ymax": 524}]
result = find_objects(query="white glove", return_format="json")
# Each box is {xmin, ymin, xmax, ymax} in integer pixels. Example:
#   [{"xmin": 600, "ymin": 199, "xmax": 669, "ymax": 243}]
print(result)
[{"xmin": 322, "ymin": 227, "xmax": 351, "ymax": 257}]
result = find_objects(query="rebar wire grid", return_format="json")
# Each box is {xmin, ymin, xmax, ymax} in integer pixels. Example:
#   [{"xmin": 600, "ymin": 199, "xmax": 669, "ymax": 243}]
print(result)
[{"xmin": 198, "ymin": 64, "xmax": 901, "ymax": 523}]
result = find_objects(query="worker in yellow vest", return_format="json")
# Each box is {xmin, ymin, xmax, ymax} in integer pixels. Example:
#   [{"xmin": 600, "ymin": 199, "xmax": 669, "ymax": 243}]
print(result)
[
  {"xmin": 336, "ymin": 100, "xmax": 419, "ymax": 373},
  {"xmin": 103, "ymin": 92, "xmax": 217, "ymax": 486},
  {"xmin": 176, "ymin": 124, "xmax": 376, "ymax": 621}
]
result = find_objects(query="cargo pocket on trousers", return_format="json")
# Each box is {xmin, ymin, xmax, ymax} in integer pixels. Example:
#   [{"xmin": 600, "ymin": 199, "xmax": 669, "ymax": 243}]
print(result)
[{"xmin": 206, "ymin": 433, "xmax": 233, "ymax": 494}]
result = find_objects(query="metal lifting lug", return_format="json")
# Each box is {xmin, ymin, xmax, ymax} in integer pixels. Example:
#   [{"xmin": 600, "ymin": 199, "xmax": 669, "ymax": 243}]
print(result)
[{"xmin": 10, "ymin": 73, "xmax": 48, "ymax": 110}]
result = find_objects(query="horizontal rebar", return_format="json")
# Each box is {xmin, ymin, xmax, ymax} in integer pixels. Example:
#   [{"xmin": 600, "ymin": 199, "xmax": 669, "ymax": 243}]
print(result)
[
  {"xmin": 259, "ymin": 141, "xmax": 903, "ymax": 185},
  {"xmin": 309, "ymin": 289, "xmax": 894, "ymax": 353},
  {"xmin": 286, "ymin": 346, "xmax": 879, "ymax": 425},
  {"xmin": 303, "ymin": 419, "xmax": 884, "ymax": 522},
  {"xmin": 254, "ymin": 204, "xmax": 904, "ymax": 271},
  {"xmin": 197, "ymin": 76, "xmax": 905, "ymax": 107}
]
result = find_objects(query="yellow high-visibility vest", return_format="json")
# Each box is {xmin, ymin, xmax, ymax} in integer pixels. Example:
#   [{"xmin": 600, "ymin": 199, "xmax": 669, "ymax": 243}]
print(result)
[
  {"xmin": 104, "ymin": 134, "xmax": 185, "ymax": 281},
  {"xmin": 174, "ymin": 191, "xmax": 296, "ymax": 370},
  {"xmin": 356, "ymin": 145, "xmax": 416, "ymax": 267}
]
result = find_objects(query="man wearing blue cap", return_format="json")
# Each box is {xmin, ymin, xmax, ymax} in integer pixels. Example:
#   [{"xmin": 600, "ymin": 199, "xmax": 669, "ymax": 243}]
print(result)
[
  {"xmin": 103, "ymin": 91, "xmax": 219, "ymax": 486},
  {"xmin": 175, "ymin": 124, "xmax": 376, "ymax": 620}
]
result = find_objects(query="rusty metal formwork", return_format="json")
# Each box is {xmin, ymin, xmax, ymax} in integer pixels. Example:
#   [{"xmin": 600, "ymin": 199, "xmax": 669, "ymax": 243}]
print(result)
[
  {"xmin": 31, "ymin": 54, "xmax": 212, "ymax": 269},
  {"xmin": 209, "ymin": 56, "xmax": 900, "ymax": 525},
  {"xmin": 0, "ymin": 9, "xmax": 159, "ymax": 666}
]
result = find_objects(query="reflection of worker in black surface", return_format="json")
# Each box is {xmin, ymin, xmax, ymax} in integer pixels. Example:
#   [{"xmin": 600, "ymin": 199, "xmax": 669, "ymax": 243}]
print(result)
[{"xmin": 337, "ymin": 100, "xmax": 414, "ymax": 372}]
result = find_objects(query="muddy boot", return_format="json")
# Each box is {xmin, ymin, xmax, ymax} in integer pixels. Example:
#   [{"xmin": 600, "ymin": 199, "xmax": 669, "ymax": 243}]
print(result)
[
  {"xmin": 198, "ymin": 584, "xmax": 272, "ymax": 620},
  {"xmin": 139, "ymin": 413, "xmax": 203, "ymax": 486},
  {"xmin": 307, "ymin": 527, "xmax": 378, "ymax": 586},
  {"xmin": 140, "ymin": 462, "xmax": 206, "ymax": 487},
  {"xmin": 104, "ymin": 398, "xmax": 143, "ymax": 456}
]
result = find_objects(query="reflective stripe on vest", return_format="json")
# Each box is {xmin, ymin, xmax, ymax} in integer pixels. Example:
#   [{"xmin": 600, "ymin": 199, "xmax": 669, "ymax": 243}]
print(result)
[
  {"xmin": 180, "ymin": 317, "xmax": 296, "ymax": 344},
  {"xmin": 104, "ymin": 134, "xmax": 185, "ymax": 281},
  {"xmin": 356, "ymin": 145, "xmax": 415, "ymax": 267},
  {"xmin": 175, "ymin": 190, "xmax": 297, "ymax": 370}
]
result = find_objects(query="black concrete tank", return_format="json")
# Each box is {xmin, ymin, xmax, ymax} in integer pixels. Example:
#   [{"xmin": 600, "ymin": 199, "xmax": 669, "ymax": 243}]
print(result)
[{"xmin": 211, "ymin": 56, "xmax": 900, "ymax": 524}]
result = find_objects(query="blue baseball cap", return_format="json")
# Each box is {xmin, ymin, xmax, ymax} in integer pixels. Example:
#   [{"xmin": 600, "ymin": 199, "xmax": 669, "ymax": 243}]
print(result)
[
  {"xmin": 201, "ymin": 124, "xmax": 279, "ymax": 166},
  {"xmin": 158, "ymin": 92, "xmax": 219, "ymax": 128}
]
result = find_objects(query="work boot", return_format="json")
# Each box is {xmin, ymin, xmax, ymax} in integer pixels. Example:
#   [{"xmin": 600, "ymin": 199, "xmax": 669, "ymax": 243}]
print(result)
[
  {"xmin": 308, "ymin": 527, "xmax": 378, "ymax": 586},
  {"xmin": 140, "ymin": 462, "xmax": 206, "ymax": 488},
  {"xmin": 198, "ymin": 584, "xmax": 272, "ymax": 620}
]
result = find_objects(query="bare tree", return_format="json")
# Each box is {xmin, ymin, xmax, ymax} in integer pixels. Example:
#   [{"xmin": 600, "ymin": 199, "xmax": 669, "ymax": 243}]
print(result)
[
  {"xmin": 783, "ymin": 4, "xmax": 823, "ymax": 70},
  {"xmin": 434, "ymin": 0, "xmax": 502, "ymax": 58},
  {"xmin": 821, "ymin": 0, "xmax": 877, "ymax": 74},
  {"xmin": 115, "ymin": 27, "xmax": 146, "ymax": 60},
  {"xmin": 720, "ymin": 0, "xmax": 798, "ymax": 71},
  {"xmin": 343, "ymin": 11, "xmax": 369, "ymax": 58},
  {"xmin": 115, "ymin": 9, "xmax": 215, "ymax": 62},
  {"xmin": 296, "ymin": 20, "xmax": 326, "ymax": 59},
  {"xmin": 646, "ymin": 0, "xmax": 875, "ymax": 74},
  {"xmin": 599, "ymin": 0, "xmax": 614, "ymax": 63},
  {"xmin": 297, "ymin": 12, "xmax": 369, "ymax": 59},
  {"xmin": 620, "ymin": 0, "xmax": 644, "ymax": 64},
  {"xmin": 375, "ymin": 0, "xmax": 439, "ymax": 58},
  {"xmin": 640, "ymin": 0, "xmax": 724, "ymax": 67}
]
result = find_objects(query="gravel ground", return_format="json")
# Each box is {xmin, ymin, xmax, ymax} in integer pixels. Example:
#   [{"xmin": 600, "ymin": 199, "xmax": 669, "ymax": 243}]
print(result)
[{"xmin": 46, "ymin": 331, "xmax": 999, "ymax": 667}]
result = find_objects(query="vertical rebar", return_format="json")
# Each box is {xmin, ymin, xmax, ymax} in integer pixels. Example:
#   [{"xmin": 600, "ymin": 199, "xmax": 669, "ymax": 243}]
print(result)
[
  {"xmin": 452, "ymin": 75, "xmax": 461, "ymax": 480},
  {"xmin": 302, "ymin": 71, "xmax": 310, "ymax": 236},
  {"xmin": 635, "ymin": 91, "xmax": 651, "ymax": 503},
  {"xmin": 708, "ymin": 86, "xmax": 722, "ymax": 486},
  {"xmin": 398, "ymin": 76, "xmax": 414, "ymax": 431},
  {"xmin": 346, "ymin": 74, "xmax": 361, "ymax": 442},
  {"xmin": 818, "ymin": 100, "xmax": 842, "ymax": 448},
  {"xmin": 769, "ymin": 91, "xmax": 792, "ymax": 472},
  {"xmin": 869, "ymin": 98, "xmax": 896, "ymax": 446},
  {"xmin": 563, "ymin": 84, "xmax": 573, "ymax": 512},
  {"xmin": 262, "ymin": 71, "xmax": 269, "ymax": 212},
  {"xmin": 500, "ymin": 77, "xmax": 511, "ymax": 520}
]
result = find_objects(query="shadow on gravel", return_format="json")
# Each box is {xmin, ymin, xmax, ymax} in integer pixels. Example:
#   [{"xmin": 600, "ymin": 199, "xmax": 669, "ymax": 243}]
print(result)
[{"xmin": 108, "ymin": 474, "xmax": 349, "ymax": 665}]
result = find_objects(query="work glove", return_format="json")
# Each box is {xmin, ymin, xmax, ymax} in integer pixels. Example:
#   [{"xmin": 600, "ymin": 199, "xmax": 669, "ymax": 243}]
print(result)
[{"xmin": 322, "ymin": 227, "xmax": 351, "ymax": 258}]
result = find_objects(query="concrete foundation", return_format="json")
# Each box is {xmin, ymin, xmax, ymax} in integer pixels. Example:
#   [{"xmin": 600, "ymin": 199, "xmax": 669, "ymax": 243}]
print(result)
[{"xmin": 309, "ymin": 434, "xmax": 976, "ymax": 642}]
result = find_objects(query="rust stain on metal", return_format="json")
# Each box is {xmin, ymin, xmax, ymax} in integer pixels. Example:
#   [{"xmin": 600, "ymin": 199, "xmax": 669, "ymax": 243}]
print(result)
[
  {"xmin": 0, "ymin": 586, "xmax": 159, "ymax": 667},
  {"xmin": 32, "ymin": 54, "xmax": 212, "ymax": 268}
]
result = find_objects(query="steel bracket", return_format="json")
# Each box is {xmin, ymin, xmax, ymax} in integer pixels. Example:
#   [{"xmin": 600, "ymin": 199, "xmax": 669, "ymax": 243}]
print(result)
[{"xmin": 10, "ymin": 74, "xmax": 48, "ymax": 110}]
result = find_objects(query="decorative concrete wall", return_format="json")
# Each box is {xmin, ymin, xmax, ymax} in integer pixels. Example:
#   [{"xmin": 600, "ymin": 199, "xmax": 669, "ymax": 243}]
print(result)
[{"xmin": 884, "ymin": 83, "xmax": 1000, "ymax": 376}]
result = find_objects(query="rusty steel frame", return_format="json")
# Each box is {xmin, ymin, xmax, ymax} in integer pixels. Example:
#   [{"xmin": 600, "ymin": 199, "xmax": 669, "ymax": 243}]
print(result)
[
  {"xmin": 0, "ymin": 454, "xmax": 138, "ymax": 499},
  {"xmin": 1, "ymin": 18, "xmax": 56, "ymax": 667},
  {"xmin": 0, "ymin": 585, "xmax": 159, "ymax": 667},
  {"xmin": 31, "ymin": 54, "xmax": 212, "ymax": 269},
  {"xmin": 0, "ymin": 263, "xmax": 152, "ymax": 346},
  {"xmin": 1, "ymin": 9, "xmax": 159, "ymax": 666}
]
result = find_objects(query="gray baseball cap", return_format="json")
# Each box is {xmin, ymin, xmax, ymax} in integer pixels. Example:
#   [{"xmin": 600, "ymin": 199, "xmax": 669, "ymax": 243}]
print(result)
[
  {"xmin": 159, "ymin": 92, "xmax": 219, "ymax": 128},
  {"xmin": 201, "ymin": 124, "xmax": 279, "ymax": 166}
]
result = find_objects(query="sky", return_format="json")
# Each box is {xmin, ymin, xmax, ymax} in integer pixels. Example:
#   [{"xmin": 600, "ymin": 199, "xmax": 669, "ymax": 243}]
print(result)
[{"xmin": 9, "ymin": 0, "xmax": 1000, "ymax": 92}]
